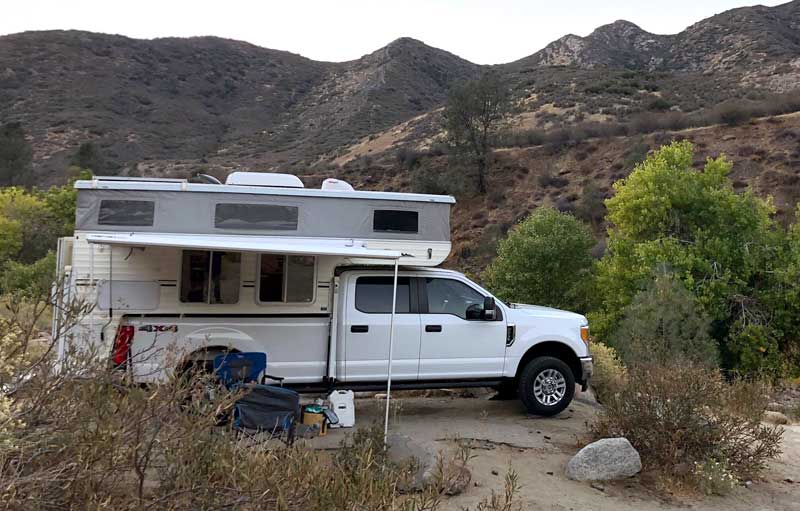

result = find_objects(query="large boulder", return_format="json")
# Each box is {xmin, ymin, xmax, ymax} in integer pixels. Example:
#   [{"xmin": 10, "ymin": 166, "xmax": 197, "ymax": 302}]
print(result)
[
  {"xmin": 763, "ymin": 411, "xmax": 790, "ymax": 425},
  {"xmin": 566, "ymin": 437, "xmax": 642, "ymax": 481}
]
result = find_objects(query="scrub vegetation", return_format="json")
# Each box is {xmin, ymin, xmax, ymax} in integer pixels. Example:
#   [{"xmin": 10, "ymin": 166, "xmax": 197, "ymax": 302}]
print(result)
[
  {"xmin": 484, "ymin": 140, "xmax": 797, "ymax": 492},
  {"xmin": 0, "ymin": 286, "xmax": 515, "ymax": 510}
]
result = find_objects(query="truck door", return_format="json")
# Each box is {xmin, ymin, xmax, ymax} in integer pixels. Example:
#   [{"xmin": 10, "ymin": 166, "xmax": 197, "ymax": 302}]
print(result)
[
  {"xmin": 343, "ymin": 275, "xmax": 422, "ymax": 382},
  {"xmin": 418, "ymin": 277, "xmax": 506, "ymax": 380}
]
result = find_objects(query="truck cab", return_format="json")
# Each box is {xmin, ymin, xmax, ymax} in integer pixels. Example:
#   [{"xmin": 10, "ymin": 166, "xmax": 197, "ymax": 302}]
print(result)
[{"xmin": 336, "ymin": 267, "xmax": 591, "ymax": 415}]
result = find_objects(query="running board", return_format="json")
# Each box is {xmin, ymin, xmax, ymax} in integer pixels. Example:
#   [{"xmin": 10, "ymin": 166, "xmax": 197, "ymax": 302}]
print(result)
[{"xmin": 286, "ymin": 379, "xmax": 502, "ymax": 394}]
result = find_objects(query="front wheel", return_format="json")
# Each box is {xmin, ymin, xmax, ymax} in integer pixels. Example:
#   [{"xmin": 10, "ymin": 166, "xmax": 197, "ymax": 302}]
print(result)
[{"xmin": 517, "ymin": 356, "xmax": 574, "ymax": 416}]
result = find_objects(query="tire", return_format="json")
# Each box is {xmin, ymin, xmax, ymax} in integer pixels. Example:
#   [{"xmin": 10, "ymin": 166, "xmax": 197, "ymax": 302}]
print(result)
[{"xmin": 517, "ymin": 356, "xmax": 575, "ymax": 416}]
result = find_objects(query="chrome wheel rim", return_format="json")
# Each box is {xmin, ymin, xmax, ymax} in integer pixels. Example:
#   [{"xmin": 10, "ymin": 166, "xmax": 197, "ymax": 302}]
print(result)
[{"xmin": 533, "ymin": 368, "xmax": 567, "ymax": 406}]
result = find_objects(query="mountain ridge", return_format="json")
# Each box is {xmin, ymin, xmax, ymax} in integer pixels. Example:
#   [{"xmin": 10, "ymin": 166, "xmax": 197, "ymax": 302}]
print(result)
[{"xmin": 1, "ymin": 1, "xmax": 799, "ymax": 181}]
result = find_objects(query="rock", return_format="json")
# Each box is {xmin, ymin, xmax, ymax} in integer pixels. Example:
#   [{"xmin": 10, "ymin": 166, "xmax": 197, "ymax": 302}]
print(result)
[
  {"xmin": 744, "ymin": 480, "xmax": 753, "ymax": 489},
  {"xmin": 566, "ymin": 438, "xmax": 642, "ymax": 481},
  {"xmin": 766, "ymin": 402, "xmax": 786, "ymax": 413},
  {"xmin": 491, "ymin": 469, "xmax": 499, "ymax": 476},
  {"xmin": 763, "ymin": 411, "xmax": 790, "ymax": 425},
  {"xmin": 386, "ymin": 434, "xmax": 436, "ymax": 490},
  {"xmin": 386, "ymin": 434, "xmax": 471, "ymax": 495}
]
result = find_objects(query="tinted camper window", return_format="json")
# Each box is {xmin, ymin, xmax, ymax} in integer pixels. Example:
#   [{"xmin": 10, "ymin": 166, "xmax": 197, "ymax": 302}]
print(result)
[
  {"xmin": 215, "ymin": 203, "xmax": 298, "ymax": 230},
  {"xmin": 373, "ymin": 210, "xmax": 418, "ymax": 233},
  {"xmin": 180, "ymin": 250, "xmax": 241, "ymax": 304},
  {"xmin": 259, "ymin": 255, "xmax": 315, "ymax": 303},
  {"xmin": 98, "ymin": 200, "xmax": 155, "ymax": 226},
  {"xmin": 355, "ymin": 277, "xmax": 411, "ymax": 313}
]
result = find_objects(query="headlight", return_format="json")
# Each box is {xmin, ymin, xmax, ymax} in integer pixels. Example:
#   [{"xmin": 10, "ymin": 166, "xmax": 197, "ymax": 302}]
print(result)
[{"xmin": 580, "ymin": 325, "xmax": 590, "ymax": 346}]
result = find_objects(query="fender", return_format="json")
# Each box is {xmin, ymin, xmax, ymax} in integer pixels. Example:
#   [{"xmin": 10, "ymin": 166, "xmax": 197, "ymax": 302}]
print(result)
[
  {"xmin": 507, "ymin": 340, "xmax": 584, "ymax": 383},
  {"xmin": 176, "ymin": 327, "xmax": 259, "ymax": 373}
]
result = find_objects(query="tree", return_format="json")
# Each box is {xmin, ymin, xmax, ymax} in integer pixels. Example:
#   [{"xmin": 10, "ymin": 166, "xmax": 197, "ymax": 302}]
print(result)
[
  {"xmin": 443, "ymin": 72, "xmax": 510, "ymax": 193},
  {"xmin": 574, "ymin": 182, "xmax": 606, "ymax": 231},
  {"xmin": 591, "ymin": 140, "xmax": 781, "ymax": 373},
  {"xmin": 611, "ymin": 271, "xmax": 718, "ymax": 367},
  {"xmin": 71, "ymin": 142, "xmax": 104, "ymax": 174},
  {"xmin": 0, "ymin": 122, "xmax": 33, "ymax": 186},
  {"xmin": 0, "ymin": 169, "xmax": 86, "ymax": 296},
  {"xmin": 483, "ymin": 207, "xmax": 595, "ymax": 312}
]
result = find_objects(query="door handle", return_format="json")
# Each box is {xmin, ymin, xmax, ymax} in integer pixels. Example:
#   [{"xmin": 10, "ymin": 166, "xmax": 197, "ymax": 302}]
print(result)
[
  {"xmin": 350, "ymin": 325, "xmax": 369, "ymax": 333},
  {"xmin": 425, "ymin": 324, "xmax": 442, "ymax": 333}
]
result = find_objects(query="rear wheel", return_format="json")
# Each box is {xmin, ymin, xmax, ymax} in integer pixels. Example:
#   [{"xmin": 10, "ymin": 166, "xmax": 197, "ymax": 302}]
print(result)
[{"xmin": 517, "ymin": 356, "xmax": 574, "ymax": 416}]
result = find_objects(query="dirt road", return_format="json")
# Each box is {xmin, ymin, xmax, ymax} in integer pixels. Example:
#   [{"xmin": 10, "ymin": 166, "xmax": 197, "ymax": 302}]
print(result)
[{"xmin": 311, "ymin": 391, "xmax": 800, "ymax": 511}]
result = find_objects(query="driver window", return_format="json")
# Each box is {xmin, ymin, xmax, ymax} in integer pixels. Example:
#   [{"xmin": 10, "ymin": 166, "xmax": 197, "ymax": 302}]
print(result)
[{"xmin": 425, "ymin": 278, "xmax": 484, "ymax": 319}]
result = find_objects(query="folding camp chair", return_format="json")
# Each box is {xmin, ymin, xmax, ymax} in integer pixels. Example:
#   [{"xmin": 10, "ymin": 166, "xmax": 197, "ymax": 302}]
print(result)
[
  {"xmin": 212, "ymin": 352, "xmax": 285, "ymax": 386},
  {"xmin": 213, "ymin": 352, "xmax": 300, "ymax": 444}
]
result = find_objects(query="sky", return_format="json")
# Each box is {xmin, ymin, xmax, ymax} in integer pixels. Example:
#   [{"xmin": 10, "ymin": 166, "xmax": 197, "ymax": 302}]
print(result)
[{"xmin": 1, "ymin": 0, "xmax": 790, "ymax": 64}]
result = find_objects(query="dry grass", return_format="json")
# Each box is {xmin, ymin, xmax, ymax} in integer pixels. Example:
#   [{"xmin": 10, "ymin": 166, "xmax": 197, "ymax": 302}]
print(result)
[{"xmin": 1, "ymin": 286, "xmax": 521, "ymax": 511}]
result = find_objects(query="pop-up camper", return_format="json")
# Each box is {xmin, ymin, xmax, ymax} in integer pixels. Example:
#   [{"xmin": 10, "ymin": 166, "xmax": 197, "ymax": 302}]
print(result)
[{"xmin": 54, "ymin": 173, "xmax": 592, "ymax": 416}]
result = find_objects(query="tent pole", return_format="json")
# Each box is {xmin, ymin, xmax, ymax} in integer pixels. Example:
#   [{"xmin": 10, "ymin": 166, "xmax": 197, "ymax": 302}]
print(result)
[{"xmin": 384, "ymin": 258, "xmax": 399, "ymax": 446}]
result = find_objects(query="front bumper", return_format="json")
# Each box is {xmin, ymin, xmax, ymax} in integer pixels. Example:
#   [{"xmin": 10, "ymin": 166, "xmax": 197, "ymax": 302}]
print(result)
[{"xmin": 579, "ymin": 356, "xmax": 593, "ymax": 391}]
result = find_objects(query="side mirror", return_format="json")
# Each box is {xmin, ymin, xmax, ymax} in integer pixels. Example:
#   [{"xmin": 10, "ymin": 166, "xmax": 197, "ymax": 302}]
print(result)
[
  {"xmin": 466, "ymin": 303, "xmax": 483, "ymax": 320},
  {"xmin": 483, "ymin": 296, "xmax": 496, "ymax": 321}
]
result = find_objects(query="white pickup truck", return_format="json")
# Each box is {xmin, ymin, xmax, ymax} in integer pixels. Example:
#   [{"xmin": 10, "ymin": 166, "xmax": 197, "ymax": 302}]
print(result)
[{"xmin": 117, "ymin": 267, "xmax": 592, "ymax": 416}]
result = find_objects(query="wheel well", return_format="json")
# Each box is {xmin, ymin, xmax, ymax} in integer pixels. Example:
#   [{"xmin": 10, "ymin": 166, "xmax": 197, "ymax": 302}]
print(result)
[
  {"xmin": 515, "ymin": 342, "xmax": 582, "ymax": 382},
  {"xmin": 177, "ymin": 346, "xmax": 240, "ymax": 375}
]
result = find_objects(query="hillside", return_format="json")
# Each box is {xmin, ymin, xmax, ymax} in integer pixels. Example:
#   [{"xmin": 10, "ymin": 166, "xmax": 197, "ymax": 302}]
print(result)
[
  {"xmin": 0, "ymin": 31, "xmax": 477, "ymax": 179},
  {"xmin": 2, "ymin": 0, "xmax": 800, "ymax": 182},
  {"xmin": 330, "ymin": 113, "xmax": 800, "ymax": 275},
  {"xmin": 1, "ymin": 1, "xmax": 799, "ymax": 273}
]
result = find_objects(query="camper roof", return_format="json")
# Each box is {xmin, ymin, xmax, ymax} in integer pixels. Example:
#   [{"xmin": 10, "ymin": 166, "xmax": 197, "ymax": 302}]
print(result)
[{"xmin": 75, "ymin": 177, "xmax": 455, "ymax": 205}]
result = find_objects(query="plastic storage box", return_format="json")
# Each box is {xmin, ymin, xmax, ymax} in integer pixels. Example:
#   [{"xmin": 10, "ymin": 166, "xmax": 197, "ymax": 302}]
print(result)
[{"xmin": 328, "ymin": 390, "xmax": 355, "ymax": 428}]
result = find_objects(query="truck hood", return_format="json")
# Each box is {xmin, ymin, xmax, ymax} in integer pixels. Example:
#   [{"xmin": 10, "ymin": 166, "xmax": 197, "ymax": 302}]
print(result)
[{"xmin": 507, "ymin": 303, "xmax": 587, "ymax": 323}]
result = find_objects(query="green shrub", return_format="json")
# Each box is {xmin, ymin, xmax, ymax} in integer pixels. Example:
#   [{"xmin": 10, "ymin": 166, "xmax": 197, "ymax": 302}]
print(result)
[
  {"xmin": 592, "ymin": 141, "xmax": 779, "ymax": 375},
  {"xmin": 484, "ymin": 208, "xmax": 595, "ymax": 312},
  {"xmin": 574, "ymin": 182, "xmax": 606, "ymax": 230},
  {"xmin": 536, "ymin": 169, "xmax": 568, "ymax": 188},
  {"xmin": 592, "ymin": 365, "xmax": 782, "ymax": 490},
  {"xmin": 610, "ymin": 272, "xmax": 718, "ymax": 367},
  {"xmin": 0, "ymin": 252, "xmax": 56, "ymax": 299},
  {"xmin": 589, "ymin": 342, "xmax": 626, "ymax": 403},
  {"xmin": 725, "ymin": 321, "xmax": 784, "ymax": 377},
  {"xmin": 646, "ymin": 98, "xmax": 672, "ymax": 112},
  {"xmin": 410, "ymin": 162, "xmax": 470, "ymax": 197},
  {"xmin": 714, "ymin": 101, "xmax": 752, "ymax": 126}
]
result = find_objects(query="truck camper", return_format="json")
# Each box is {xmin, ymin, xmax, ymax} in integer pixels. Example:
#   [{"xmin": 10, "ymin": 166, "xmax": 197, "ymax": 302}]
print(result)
[{"xmin": 54, "ymin": 172, "xmax": 592, "ymax": 416}]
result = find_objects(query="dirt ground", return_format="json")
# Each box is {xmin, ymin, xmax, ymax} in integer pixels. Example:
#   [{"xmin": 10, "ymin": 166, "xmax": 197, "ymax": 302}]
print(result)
[{"xmin": 308, "ymin": 390, "xmax": 800, "ymax": 511}]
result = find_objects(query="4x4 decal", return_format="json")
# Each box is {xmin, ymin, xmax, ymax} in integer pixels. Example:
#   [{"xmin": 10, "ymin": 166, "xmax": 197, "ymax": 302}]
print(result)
[{"xmin": 138, "ymin": 324, "xmax": 178, "ymax": 333}]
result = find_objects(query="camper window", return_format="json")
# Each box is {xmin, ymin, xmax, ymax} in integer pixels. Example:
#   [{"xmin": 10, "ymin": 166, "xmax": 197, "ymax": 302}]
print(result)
[
  {"xmin": 215, "ymin": 203, "xmax": 299, "ymax": 231},
  {"xmin": 98, "ymin": 200, "xmax": 155, "ymax": 226},
  {"xmin": 373, "ymin": 210, "xmax": 418, "ymax": 233},
  {"xmin": 180, "ymin": 250, "xmax": 241, "ymax": 304},
  {"xmin": 258, "ymin": 255, "xmax": 315, "ymax": 303}
]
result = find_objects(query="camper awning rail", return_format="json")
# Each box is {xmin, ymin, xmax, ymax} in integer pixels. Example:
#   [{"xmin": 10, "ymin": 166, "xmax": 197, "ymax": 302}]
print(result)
[
  {"xmin": 75, "ymin": 179, "xmax": 455, "ymax": 204},
  {"xmin": 84, "ymin": 232, "xmax": 403, "ymax": 259}
]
